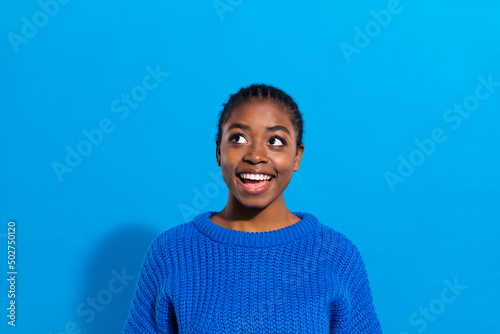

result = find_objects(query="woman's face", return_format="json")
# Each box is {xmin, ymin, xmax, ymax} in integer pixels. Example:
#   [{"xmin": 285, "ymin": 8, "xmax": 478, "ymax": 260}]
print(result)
[{"xmin": 216, "ymin": 99, "xmax": 304, "ymax": 209}]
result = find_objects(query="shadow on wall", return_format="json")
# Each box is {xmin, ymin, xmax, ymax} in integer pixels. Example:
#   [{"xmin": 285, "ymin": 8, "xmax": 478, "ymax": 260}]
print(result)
[{"xmin": 77, "ymin": 223, "xmax": 160, "ymax": 333}]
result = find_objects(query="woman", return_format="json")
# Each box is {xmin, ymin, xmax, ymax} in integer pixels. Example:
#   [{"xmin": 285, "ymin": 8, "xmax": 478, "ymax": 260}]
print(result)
[{"xmin": 124, "ymin": 84, "xmax": 382, "ymax": 333}]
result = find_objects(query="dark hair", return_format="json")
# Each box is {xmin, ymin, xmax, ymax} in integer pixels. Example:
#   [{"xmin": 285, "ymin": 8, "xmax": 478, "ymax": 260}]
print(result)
[{"xmin": 215, "ymin": 84, "xmax": 305, "ymax": 149}]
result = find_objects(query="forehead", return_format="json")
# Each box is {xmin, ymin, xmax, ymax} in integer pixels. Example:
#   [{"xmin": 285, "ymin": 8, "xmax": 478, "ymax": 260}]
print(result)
[{"xmin": 224, "ymin": 99, "xmax": 292, "ymax": 128}]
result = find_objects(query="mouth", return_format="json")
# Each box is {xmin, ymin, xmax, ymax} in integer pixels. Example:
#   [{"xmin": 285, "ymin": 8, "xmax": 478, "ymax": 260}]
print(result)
[{"xmin": 236, "ymin": 173, "xmax": 275, "ymax": 194}]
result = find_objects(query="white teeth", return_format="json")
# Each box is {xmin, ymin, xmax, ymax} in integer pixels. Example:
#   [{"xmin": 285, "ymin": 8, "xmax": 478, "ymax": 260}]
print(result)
[{"xmin": 240, "ymin": 173, "xmax": 272, "ymax": 181}]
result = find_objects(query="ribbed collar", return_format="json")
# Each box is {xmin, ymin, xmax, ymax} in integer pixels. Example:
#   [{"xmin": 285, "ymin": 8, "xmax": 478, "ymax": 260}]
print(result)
[{"xmin": 192, "ymin": 211, "xmax": 320, "ymax": 248}]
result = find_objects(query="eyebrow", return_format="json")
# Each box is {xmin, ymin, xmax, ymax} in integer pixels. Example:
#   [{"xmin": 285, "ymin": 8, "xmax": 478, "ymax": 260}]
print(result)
[{"xmin": 227, "ymin": 122, "xmax": 291, "ymax": 136}]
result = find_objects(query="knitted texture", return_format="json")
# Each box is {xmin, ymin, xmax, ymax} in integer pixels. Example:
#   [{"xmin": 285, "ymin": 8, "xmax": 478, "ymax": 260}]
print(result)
[{"xmin": 123, "ymin": 211, "xmax": 382, "ymax": 333}]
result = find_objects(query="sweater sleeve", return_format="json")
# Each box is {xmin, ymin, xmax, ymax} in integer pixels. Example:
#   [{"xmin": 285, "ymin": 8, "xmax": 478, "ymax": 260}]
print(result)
[
  {"xmin": 331, "ymin": 242, "xmax": 382, "ymax": 333},
  {"xmin": 123, "ymin": 235, "xmax": 177, "ymax": 334}
]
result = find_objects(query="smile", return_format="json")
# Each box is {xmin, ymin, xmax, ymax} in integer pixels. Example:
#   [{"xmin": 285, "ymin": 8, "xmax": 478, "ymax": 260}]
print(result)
[{"xmin": 236, "ymin": 173, "xmax": 275, "ymax": 195}]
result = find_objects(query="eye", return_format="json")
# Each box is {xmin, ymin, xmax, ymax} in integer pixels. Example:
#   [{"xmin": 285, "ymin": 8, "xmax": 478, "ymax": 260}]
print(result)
[
  {"xmin": 229, "ymin": 133, "xmax": 247, "ymax": 144},
  {"xmin": 269, "ymin": 136, "xmax": 286, "ymax": 146}
]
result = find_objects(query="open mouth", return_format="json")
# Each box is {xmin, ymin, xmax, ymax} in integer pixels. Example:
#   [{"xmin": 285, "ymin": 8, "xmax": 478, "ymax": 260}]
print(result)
[
  {"xmin": 237, "ymin": 173, "xmax": 275, "ymax": 192},
  {"xmin": 238, "ymin": 175, "xmax": 274, "ymax": 186}
]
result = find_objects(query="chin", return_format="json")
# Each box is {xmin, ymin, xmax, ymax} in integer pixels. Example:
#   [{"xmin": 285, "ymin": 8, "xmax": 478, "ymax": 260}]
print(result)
[{"xmin": 237, "ymin": 197, "xmax": 274, "ymax": 209}]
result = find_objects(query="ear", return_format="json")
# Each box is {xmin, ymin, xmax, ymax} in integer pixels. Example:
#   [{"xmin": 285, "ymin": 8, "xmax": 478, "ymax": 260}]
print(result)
[
  {"xmin": 216, "ymin": 139, "xmax": 221, "ymax": 166},
  {"xmin": 293, "ymin": 144, "xmax": 304, "ymax": 172}
]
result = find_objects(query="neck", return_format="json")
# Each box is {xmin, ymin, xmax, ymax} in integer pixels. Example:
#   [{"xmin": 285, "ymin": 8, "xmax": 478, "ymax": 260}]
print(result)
[{"xmin": 213, "ymin": 194, "xmax": 300, "ymax": 232}]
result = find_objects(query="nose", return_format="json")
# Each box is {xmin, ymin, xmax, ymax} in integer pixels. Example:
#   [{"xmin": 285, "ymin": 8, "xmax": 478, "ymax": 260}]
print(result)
[{"xmin": 243, "ymin": 142, "xmax": 269, "ymax": 164}]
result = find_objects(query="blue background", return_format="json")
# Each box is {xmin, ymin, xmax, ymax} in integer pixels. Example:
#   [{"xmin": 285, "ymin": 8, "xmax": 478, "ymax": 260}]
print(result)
[{"xmin": 1, "ymin": 0, "xmax": 499, "ymax": 333}]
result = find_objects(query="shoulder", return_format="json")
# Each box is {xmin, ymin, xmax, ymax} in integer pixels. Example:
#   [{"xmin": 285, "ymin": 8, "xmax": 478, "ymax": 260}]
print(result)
[
  {"xmin": 149, "ymin": 220, "xmax": 195, "ymax": 250},
  {"xmin": 310, "ymin": 214, "xmax": 365, "ymax": 265},
  {"xmin": 139, "ymin": 219, "xmax": 198, "ymax": 273},
  {"xmin": 310, "ymin": 217, "xmax": 372, "ymax": 291},
  {"xmin": 314, "ymin": 216, "xmax": 359, "ymax": 249},
  {"xmin": 146, "ymin": 211, "xmax": 212, "ymax": 252}
]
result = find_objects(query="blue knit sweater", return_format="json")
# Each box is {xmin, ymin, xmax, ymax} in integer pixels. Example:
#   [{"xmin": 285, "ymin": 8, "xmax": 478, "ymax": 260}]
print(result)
[{"xmin": 123, "ymin": 211, "xmax": 382, "ymax": 333}]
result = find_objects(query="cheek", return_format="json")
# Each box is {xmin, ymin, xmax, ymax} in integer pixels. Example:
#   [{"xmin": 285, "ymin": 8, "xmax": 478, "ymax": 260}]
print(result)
[
  {"xmin": 220, "ymin": 160, "xmax": 236, "ymax": 183},
  {"xmin": 274, "ymin": 155, "xmax": 296, "ymax": 173}
]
